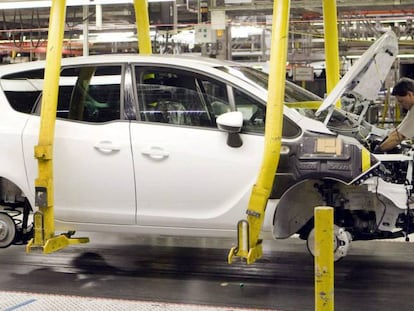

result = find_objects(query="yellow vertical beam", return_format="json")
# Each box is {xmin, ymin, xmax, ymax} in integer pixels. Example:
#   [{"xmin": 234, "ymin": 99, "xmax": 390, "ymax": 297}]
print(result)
[
  {"xmin": 380, "ymin": 88, "xmax": 389, "ymax": 126},
  {"xmin": 228, "ymin": 0, "xmax": 290, "ymax": 265},
  {"xmin": 133, "ymin": 0, "xmax": 152, "ymax": 55},
  {"xmin": 322, "ymin": 0, "xmax": 340, "ymax": 107},
  {"xmin": 33, "ymin": 0, "xmax": 67, "ymax": 243},
  {"xmin": 314, "ymin": 206, "xmax": 334, "ymax": 311},
  {"xmin": 27, "ymin": 0, "xmax": 89, "ymax": 254},
  {"xmin": 395, "ymin": 99, "xmax": 401, "ymax": 123}
]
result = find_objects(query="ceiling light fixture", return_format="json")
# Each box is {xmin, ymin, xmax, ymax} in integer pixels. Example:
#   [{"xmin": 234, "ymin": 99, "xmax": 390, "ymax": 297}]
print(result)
[{"xmin": 0, "ymin": 0, "xmax": 174, "ymax": 10}]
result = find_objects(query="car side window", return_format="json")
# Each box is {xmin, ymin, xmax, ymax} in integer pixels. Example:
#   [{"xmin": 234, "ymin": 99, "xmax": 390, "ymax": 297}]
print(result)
[
  {"xmin": 233, "ymin": 88, "xmax": 301, "ymax": 138},
  {"xmin": 199, "ymin": 78, "xmax": 231, "ymax": 118},
  {"xmin": 233, "ymin": 88, "xmax": 265, "ymax": 134},
  {"xmin": 1, "ymin": 68, "xmax": 45, "ymax": 114},
  {"xmin": 56, "ymin": 65, "xmax": 122, "ymax": 123},
  {"xmin": 135, "ymin": 67, "xmax": 229, "ymax": 127}
]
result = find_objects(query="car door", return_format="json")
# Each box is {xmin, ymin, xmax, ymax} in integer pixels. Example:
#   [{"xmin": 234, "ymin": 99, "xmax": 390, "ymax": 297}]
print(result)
[
  {"xmin": 130, "ymin": 65, "xmax": 266, "ymax": 230},
  {"xmin": 22, "ymin": 64, "xmax": 136, "ymax": 225}
]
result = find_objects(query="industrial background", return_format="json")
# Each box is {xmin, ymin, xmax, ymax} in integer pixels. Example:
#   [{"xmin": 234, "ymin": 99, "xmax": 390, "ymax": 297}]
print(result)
[{"xmin": 1, "ymin": 1, "xmax": 414, "ymax": 311}]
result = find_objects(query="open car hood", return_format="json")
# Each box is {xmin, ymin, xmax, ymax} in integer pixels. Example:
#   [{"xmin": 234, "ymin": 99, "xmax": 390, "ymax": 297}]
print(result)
[{"xmin": 315, "ymin": 31, "xmax": 398, "ymax": 119}]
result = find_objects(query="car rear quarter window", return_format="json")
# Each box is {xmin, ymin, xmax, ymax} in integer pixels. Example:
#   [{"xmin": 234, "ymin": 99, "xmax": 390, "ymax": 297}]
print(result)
[{"xmin": 1, "ymin": 68, "xmax": 45, "ymax": 113}]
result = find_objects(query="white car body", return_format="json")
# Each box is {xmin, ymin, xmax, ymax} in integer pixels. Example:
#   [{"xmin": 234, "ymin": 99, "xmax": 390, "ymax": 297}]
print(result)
[
  {"xmin": 0, "ymin": 33, "xmax": 412, "ymax": 260},
  {"xmin": 0, "ymin": 54, "xmax": 326, "ymax": 240}
]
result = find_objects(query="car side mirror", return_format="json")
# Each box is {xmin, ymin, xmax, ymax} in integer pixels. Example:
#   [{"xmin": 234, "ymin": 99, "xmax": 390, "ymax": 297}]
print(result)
[{"xmin": 216, "ymin": 111, "xmax": 243, "ymax": 148}]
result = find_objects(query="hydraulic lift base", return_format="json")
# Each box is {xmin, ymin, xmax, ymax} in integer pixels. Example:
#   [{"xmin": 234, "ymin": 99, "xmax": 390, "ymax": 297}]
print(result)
[{"xmin": 26, "ymin": 235, "xmax": 90, "ymax": 254}]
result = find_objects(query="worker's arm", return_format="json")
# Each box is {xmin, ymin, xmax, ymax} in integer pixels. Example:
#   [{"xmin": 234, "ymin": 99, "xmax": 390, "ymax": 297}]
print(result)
[{"xmin": 378, "ymin": 129, "xmax": 405, "ymax": 152}]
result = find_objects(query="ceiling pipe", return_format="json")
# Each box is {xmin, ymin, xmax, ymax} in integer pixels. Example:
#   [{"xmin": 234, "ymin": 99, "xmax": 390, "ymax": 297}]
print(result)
[
  {"xmin": 83, "ymin": 5, "xmax": 89, "ymax": 55},
  {"xmin": 96, "ymin": 4, "xmax": 102, "ymax": 30}
]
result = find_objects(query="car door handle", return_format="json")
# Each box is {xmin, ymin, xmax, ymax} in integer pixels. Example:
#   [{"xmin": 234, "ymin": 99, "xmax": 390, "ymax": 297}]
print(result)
[
  {"xmin": 94, "ymin": 141, "xmax": 121, "ymax": 153},
  {"xmin": 141, "ymin": 146, "xmax": 169, "ymax": 160}
]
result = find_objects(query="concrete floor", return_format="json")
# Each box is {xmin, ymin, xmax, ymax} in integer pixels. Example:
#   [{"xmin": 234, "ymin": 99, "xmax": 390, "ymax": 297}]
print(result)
[{"xmin": 1, "ymin": 234, "xmax": 414, "ymax": 311}]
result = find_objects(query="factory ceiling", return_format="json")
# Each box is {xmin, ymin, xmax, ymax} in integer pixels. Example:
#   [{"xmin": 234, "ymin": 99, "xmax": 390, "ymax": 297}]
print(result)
[{"xmin": 0, "ymin": 0, "xmax": 412, "ymax": 60}]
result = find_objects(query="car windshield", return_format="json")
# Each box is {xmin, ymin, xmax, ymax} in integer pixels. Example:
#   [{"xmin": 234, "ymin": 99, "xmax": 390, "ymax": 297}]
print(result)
[
  {"xmin": 218, "ymin": 64, "xmax": 379, "ymax": 145},
  {"xmin": 217, "ymin": 65, "xmax": 322, "ymax": 102}
]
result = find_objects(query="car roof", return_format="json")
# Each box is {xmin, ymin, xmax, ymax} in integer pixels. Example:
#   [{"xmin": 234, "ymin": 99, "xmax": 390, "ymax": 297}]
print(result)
[
  {"xmin": 62, "ymin": 54, "xmax": 240, "ymax": 67},
  {"xmin": 0, "ymin": 54, "xmax": 241, "ymax": 76}
]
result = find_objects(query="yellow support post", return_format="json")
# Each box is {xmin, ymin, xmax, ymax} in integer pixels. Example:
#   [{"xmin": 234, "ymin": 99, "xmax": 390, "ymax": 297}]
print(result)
[
  {"xmin": 322, "ymin": 0, "xmax": 341, "ymax": 107},
  {"xmin": 314, "ymin": 206, "xmax": 334, "ymax": 311},
  {"xmin": 380, "ymin": 88, "xmax": 390, "ymax": 126},
  {"xmin": 133, "ymin": 0, "xmax": 152, "ymax": 55},
  {"xmin": 228, "ymin": 0, "xmax": 290, "ymax": 265},
  {"xmin": 26, "ymin": 0, "xmax": 89, "ymax": 254},
  {"xmin": 395, "ymin": 99, "xmax": 401, "ymax": 124}
]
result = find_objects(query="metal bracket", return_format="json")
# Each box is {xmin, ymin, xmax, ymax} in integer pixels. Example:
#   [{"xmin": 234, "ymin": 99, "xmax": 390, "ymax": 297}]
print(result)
[
  {"xmin": 228, "ymin": 219, "xmax": 263, "ymax": 264},
  {"xmin": 26, "ymin": 233, "xmax": 89, "ymax": 254},
  {"xmin": 35, "ymin": 187, "xmax": 48, "ymax": 208}
]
